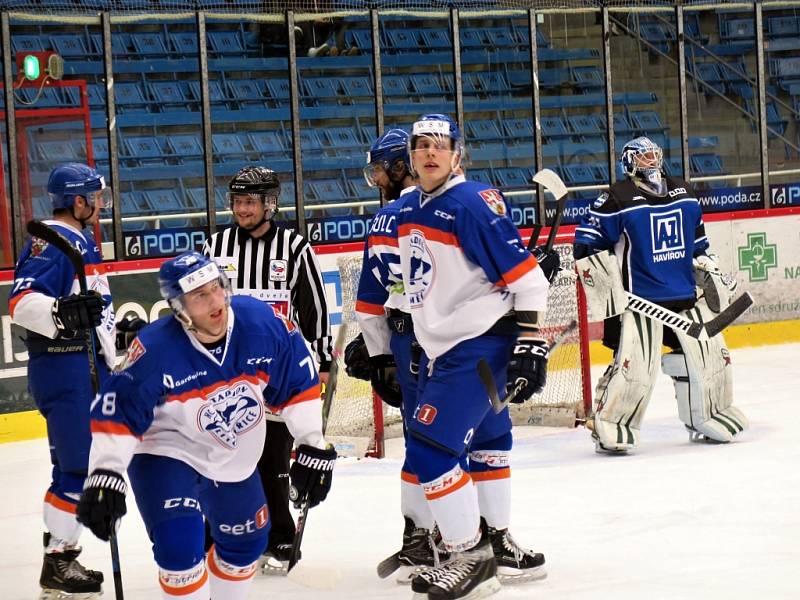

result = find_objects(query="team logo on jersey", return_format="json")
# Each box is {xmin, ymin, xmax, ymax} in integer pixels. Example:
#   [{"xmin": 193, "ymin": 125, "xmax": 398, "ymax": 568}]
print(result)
[
  {"xmin": 650, "ymin": 209, "xmax": 685, "ymax": 262},
  {"xmin": 593, "ymin": 192, "xmax": 609, "ymax": 209},
  {"xmin": 416, "ymin": 404, "xmax": 437, "ymax": 425},
  {"xmin": 268, "ymin": 304, "xmax": 295, "ymax": 330},
  {"xmin": 407, "ymin": 229, "xmax": 435, "ymax": 308},
  {"xmin": 30, "ymin": 237, "xmax": 48, "ymax": 257},
  {"xmin": 478, "ymin": 189, "xmax": 506, "ymax": 216},
  {"xmin": 197, "ymin": 379, "xmax": 263, "ymax": 449},
  {"xmin": 581, "ymin": 269, "xmax": 595, "ymax": 287},
  {"xmin": 121, "ymin": 338, "xmax": 146, "ymax": 369},
  {"xmin": 269, "ymin": 260, "xmax": 288, "ymax": 281}
]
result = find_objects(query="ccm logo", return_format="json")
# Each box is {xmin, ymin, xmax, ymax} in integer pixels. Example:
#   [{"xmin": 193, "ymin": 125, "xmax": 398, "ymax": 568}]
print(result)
[
  {"xmin": 417, "ymin": 404, "xmax": 437, "ymax": 425},
  {"xmin": 163, "ymin": 497, "xmax": 201, "ymax": 511}
]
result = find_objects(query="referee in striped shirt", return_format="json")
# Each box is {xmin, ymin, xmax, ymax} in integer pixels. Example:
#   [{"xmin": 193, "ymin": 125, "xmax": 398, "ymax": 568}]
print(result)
[{"xmin": 203, "ymin": 166, "xmax": 332, "ymax": 570}]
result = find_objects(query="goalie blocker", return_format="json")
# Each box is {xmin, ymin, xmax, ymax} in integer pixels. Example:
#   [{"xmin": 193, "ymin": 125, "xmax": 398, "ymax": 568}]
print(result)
[{"xmin": 577, "ymin": 250, "xmax": 748, "ymax": 452}]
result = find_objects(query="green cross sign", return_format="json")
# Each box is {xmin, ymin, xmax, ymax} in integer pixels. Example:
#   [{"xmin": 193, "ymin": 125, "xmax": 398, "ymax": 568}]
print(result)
[{"xmin": 738, "ymin": 232, "xmax": 777, "ymax": 282}]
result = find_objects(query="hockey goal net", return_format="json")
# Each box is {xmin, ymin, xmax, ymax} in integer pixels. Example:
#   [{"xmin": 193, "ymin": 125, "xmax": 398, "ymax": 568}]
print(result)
[{"xmin": 324, "ymin": 232, "xmax": 592, "ymax": 458}]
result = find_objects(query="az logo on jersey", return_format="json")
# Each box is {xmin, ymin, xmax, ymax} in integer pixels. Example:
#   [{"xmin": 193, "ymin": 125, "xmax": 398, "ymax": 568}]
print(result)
[
  {"xmin": 198, "ymin": 380, "xmax": 263, "ymax": 449},
  {"xmin": 478, "ymin": 189, "xmax": 507, "ymax": 217},
  {"xmin": 407, "ymin": 229, "xmax": 434, "ymax": 308}
]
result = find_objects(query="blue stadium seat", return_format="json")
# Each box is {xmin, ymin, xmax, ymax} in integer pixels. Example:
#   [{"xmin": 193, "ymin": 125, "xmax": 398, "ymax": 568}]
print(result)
[
  {"xmin": 166, "ymin": 134, "xmax": 203, "ymax": 161},
  {"xmin": 151, "ymin": 81, "xmax": 190, "ymax": 111},
  {"xmin": 386, "ymin": 30, "xmax": 419, "ymax": 50},
  {"xmin": 503, "ymin": 118, "xmax": 533, "ymax": 140},
  {"xmin": 32, "ymin": 196, "xmax": 52, "ymax": 219},
  {"xmin": 564, "ymin": 164, "xmax": 601, "ymax": 185},
  {"xmin": 349, "ymin": 177, "xmax": 375, "ymax": 200},
  {"xmin": 299, "ymin": 129, "xmax": 323, "ymax": 152},
  {"xmin": 767, "ymin": 15, "xmax": 800, "ymax": 38},
  {"xmin": 340, "ymin": 76, "xmax": 373, "ymax": 100},
  {"xmin": 208, "ymin": 30, "xmax": 244, "ymax": 55},
  {"xmin": 541, "ymin": 116, "xmax": 569, "ymax": 138},
  {"xmin": 569, "ymin": 114, "xmax": 604, "ymax": 137},
  {"xmin": 346, "ymin": 30, "xmax": 372, "ymax": 51},
  {"xmin": 120, "ymin": 191, "xmax": 154, "ymax": 216},
  {"xmin": 38, "ymin": 141, "xmax": 76, "ymax": 162},
  {"xmin": 721, "ymin": 17, "xmax": 755, "ymax": 42},
  {"xmin": 692, "ymin": 62, "xmax": 726, "ymax": 95},
  {"xmin": 227, "ymin": 79, "xmax": 265, "ymax": 106},
  {"xmin": 186, "ymin": 188, "xmax": 208, "ymax": 211},
  {"xmin": 265, "ymin": 79, "xmax": 290, "ymax": 103},
  {"xmin": 131, "ymin": 32, "xmax": 168, "ymax": 56},
  {"xmin": 483, "ymin": 28, "xmax": 517, "ymax": 48},
  {"xmin": 382, "ymin": 75, "xmax": 410, "ymax": 101},
  {"xmin": 12, "ymin": 35, "xmax": 44, "ymax": 53},
  {"xmin": 90, "ymin": 33, "xmax": 132, "ymax": 57},
  {"xmin": 494, "ymin": 167, "xmax": 529, "ymax": 188},
  {"xmin": 630, "ymin": 110, "xmax": 665, "ymax": 134},
  {"xmin": 613, "ymin": 113, "xmax": 634, "ymax": 135},
  {"xmin": 460, "ymin": 29, "xmax": 484, "ymax": 48},
  {"xmin": 115, "ymin": 83, "xmax": 149, "ymax": 113},
  {"xmin": 249, "ymin": 131, "xmax": 285, "ymax": 156},
  {"xmin": 188, "ymin": 80, "xmax": 227, "ymax": 106},
  {"xmin": 664, "ymin": 156, "xmax": 684, "ymax": 177},
  {"xmin": 304, "ymin": 77, "xmax": 340, "ymax": 99},
  {"xmin": 410, "ymin": 73, "xmax": 446, "ymax": 97},
  {"xmin": 691, "ymin": 153, "xmax": 724, "ymax": 176},
  {"xmin": 469, "ymin": 169, "xmax": 495, "ymax": 186},
  {"xmin": 145, "ymin": 189, "xmax": 183, "ymax": 213},
  {"xmin": 50, "ymin": 34, "xmax": 90, "ymax": 57},
  {"xmin": 572, "ymin": 66, "xmax": 604, "ymax": 89},
  {"xmin": 467, "ymin": 120, "xmax": 503, "ymax": 141},
  {"xmin": 170, "ymin": 32, "xmax": 199, "ymax": 55},
  {"xmin": 420, "ymin": 29, "xmax": 450, "ymax": 50},
  {"xmin": 93, "ymin": 137, "xmax": 109, "ymax": 162},
  {"xmin": 212, "ymin": 133, "xmax": 247, "ymax": 160},
  {"xmin": 514, "ymin": 27, "xmax": 549, "ymax": 48},
  {"xmin": 323, "ymin": 127, "xmax": 361, "ymax": 149},
  {"xmin": 126, "ymin": 136, "xmax": 166, "ymax": 164},
  {"xmin": 87, "ymin": 84, "xmax": 105, "ymax": 108}
]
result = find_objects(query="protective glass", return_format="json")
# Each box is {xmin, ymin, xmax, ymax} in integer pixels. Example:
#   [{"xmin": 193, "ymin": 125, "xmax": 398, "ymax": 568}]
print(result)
[
  {"xmin": 87, "ymin": 187, "xmax": 113, "ymax": 210},
  {"xmin": 363, "ymin": 162, "xmax": 388, "ymax": 187}
]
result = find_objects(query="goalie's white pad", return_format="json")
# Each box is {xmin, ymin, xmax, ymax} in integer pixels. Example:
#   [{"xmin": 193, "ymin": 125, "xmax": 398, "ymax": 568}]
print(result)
[
  {"xmin": 576, "ymin": 251, "xmax": 629, "ymax": 321},
  {"xmin": 592, "ymin": 310, "xmax": 663, "ymax": 452},
  {"xmin": 661, "ymin": 297, "xmax": 748, "ymax": 443},
  {"xmin": 693, "ymin": 254, "xmax": 737, "ymax": 314}
]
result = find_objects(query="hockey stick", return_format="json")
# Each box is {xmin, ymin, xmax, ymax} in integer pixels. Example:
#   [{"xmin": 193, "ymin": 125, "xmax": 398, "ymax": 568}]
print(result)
[
  {"xmin": 532, "ymin": 168, "xmax": 568, "ymax": 254},
  {"xmin": 478, "ymin": 319, "xmax": 578, "ymax": 415},
  {"xmin": 287, "ymin": 496, "xmax": 308, "ymax": 573},
  {"xmin": 704, "ymin": 291, "xmax": 754, "ymax": 338},
  {"xmin": 322, "ymin": 322, "xmax": 348, "ymax": 435},
  {"xmin": 26, "ymin": 220, "xmax": 125, "ymax": 600}
]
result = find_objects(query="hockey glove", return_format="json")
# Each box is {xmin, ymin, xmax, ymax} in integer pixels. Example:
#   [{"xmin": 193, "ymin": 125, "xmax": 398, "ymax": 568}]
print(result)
[
  {"xmin": 52, "ymin": 291, "xmax": 105, "ymax": 333},
  {"xmin": 115, "ymin": 315, "xmax": 147, "ymax": 352},
  {"xmin": 409, "ymin": 339, "xmax": 423, "ymax": 377},
  {"xmin": 694, "ymin": 253, "xmax": 737, "ymax": 313},
  {"xmin": 532, "ymin": 245, "xmax": 561, "ymax": 283},
  {"xmin": 369, "ymin": 354, "xmax": 402, "ymax": 408},
  {"xmin": 506, "ymin": 338, "xmax": 549, "ymax": 403},
  {"xmin": 76, "ymin": 469, "xmax": 128, "ymax": 542},
  {"xmin": 344, "ymin": 333, "xmax": 371, "ymax": 381},
  {"xmin": 289, "ymin": 444, "xmax": 337, "ymax": 509}
]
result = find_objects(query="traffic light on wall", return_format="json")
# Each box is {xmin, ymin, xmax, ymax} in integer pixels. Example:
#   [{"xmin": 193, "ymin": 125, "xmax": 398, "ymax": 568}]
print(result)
[{"xmin": 15, "ymin": 52, "xmax": 64, "ymax": 85}]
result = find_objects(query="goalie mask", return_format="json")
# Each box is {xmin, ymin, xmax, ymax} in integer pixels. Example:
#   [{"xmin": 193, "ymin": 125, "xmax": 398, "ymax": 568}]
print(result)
[
  {"xmin": 620, "ymin": 136, "xmax": 665, "ymax": 194},
  {"xmin": 364, "ymin": 128, "xmax": 410, "ymax": 201},
  {"xmin": 408, "ymin": 113, "xmax": 464, "ymax": 178},
  {"xmin": 159, "ymin": 251, "xmax": 231, "ymax": 330},
  {"xmin": 227, "ymin": 166, "xmax": 281, "ymax": 231}
]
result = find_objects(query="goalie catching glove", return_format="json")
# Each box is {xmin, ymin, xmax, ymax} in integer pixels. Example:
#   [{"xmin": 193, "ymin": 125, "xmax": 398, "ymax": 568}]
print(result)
[
  {"xmin": 289, "ymin": 444, "xmax": 337, "ymax": 508},
  {"xmin": 76, "ymin": 469, "xmax": 128, "ymax": 541},
  {"xmin": 506, "ymin": 338, "xmax": 549, "ymax": 403}
]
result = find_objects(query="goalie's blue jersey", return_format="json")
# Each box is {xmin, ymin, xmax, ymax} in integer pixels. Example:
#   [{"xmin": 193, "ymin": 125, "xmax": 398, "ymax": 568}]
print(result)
[
  {"xmin": 88, "ymin": 295, "xmax": 324, "ymax": 483},
  {"xmin": 396, "ymin": 175, "xmax": 549, "ymax": 359},
  {"xmin": 574, "ymin": 177, "xmax": 709, "ymax": 303}
]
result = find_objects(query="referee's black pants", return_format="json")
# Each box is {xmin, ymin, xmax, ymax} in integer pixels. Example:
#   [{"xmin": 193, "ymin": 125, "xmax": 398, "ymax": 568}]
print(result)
[{"xmin": 258, "ymin": 419, "xmax": 295, "ymax": 551}]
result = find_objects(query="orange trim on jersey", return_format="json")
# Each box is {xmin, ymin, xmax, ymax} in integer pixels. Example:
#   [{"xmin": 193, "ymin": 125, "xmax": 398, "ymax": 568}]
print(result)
[
  {"xmin": 166, "ymin": 373, "xmax": 268, "ymax": 404},
  {"xmin": 159, "ymin": 568, "xmax": 208, "ymax": 596},
  {"xmin": 425, "ymin": 470, "xmax": 472, "ymax": 501},
  {"xmin": 207, "ymin": 546, "xmax": 256, "ymax": 582},
  {"xmin": 44, "ymin": 491, "xmax": 77, "ymax": 514},
  {"xmin": 8, "ymin": 289, "xmax": 35, "ymax": 318},
  {"xmin": 500, "ymin": 254, "xmax": 538, "ymax": 286},
  {"xmin": 398, "ymin": 223, "xmax": 459, "ymax": 248},
  {"xmin": 400, "ymin": 471, "xmax": 420, "ymax": 484},
  {"xmin": 368, "ymin": 234, "xmax": 399, "ymax": 248},
  {"xmin": 90, "ymin": 419, "xmax": 138, "ymax": 437},
  {"xmin": 283, "ymin": 385, "xmax": 321, "ymax": 409},
  {"xmin": 470, "ymin": 468, "xmax": 511, "ymax": 482},
  {"xmin": 355, "ymin": 299, "xmax": 386, "ymax": 316}
]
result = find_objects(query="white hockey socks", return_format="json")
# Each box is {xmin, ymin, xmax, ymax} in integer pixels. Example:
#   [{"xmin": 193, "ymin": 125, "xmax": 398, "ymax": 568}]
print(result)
[
  {"xmin": 401, "ymin": 471, "xmax": 435, "ymax": 530},
  {"xmin": 207, "ymin": 545, "xmax": 258, "ymax": 600},
  {"xmin": 421, "ymin": 465, "xmax": 481, "ymax": 552},
  {"xmin": 470, "ymin": 450, "xmax": 511, "ymax": 531},
  {"xmin": 159, "ymin": 561, "xmax": 209, "ymax": 599},
  {"xmin": 43, "ymin": 492, "xmax": 83, "ymax": 550}
]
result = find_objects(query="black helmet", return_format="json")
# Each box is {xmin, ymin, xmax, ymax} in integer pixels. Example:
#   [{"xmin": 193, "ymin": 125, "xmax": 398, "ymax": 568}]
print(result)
[{"xmin": 227, "ymin": 166, "xmax": 281, "ymax": 224}]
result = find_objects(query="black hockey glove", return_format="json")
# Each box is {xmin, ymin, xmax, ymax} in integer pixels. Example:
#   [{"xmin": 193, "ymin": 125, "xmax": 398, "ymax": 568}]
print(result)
[
  {"xmin": 76, "ymin": 469, "xmax": 128, "ymax": 542},
  {"xmin": 52, "ymin": 291, "xmax": 105, "ymax": 333},
  {"xmin": 115, "ymin": 315, "xmax": 147, "ymax": 352},
  {"xmin": 506, "ymin": 338, "xmax": 549, "ymax": 403},
  {"xmin": 289, "ymin": 444, "xmax": 337, "ymax": 509},
  {"xmin": 532, "ymin": 245, "xmax": 561, "ymax": 283},
  {"xmin": 369, "ymin": 354, "xmax": 403, "ymax": 408},
  {"xmin": 409, "ymin": 339, "xmax": 423, "ymax": 377},
  {"xmin": 344, "ymin": 333, "xmax": 371, "ymax": 381}
]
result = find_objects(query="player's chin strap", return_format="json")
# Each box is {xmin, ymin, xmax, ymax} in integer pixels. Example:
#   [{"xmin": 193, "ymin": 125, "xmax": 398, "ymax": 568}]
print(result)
[
  {"xmin": 419, "ymin": 173, "xmax": 465, "ymax": 205},
  {"xmin": 72, "ymin": 200, "xmax": 96, "ymax": 229}
]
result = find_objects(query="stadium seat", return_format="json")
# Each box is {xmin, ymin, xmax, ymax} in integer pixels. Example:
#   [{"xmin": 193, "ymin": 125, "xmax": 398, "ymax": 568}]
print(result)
[
  {"xmin": 87, "ymin": 84, "xmax": 105, "ymax": 108},
  {"xmin": 346, "ymin": 29, "xmax": 372, "ymax": 52},
  {"xmin": 212, "ymin": 133, "xmax": 247, "ymax": 160},
  {"xmin": 131, "ymin": 32, "xmax": 168, "ymax": 56},
  {"xmin": 166, "ymin": 134, "xmax": 203, "ymax": 162},
  {"xmin": 38, "ymin": 140, "xmax": 76, "ymax": 162},
  {"xmin": 420, "ymin": 29, "xmax": 450, "ymax": 50},
  {"xmin": 572, "ymin": 66, "xmax": 604, "ymax": 90},
  {"xmin": 664, "ymin": 156, "xmax": 684, "ymax": 177},
  {"xmin": 467, "ymin": 120, "xmax": 504, "ymax": 141},
  {"xmin": 249, "ymin": 131, "xmax": 285, "ymax": 156},
  {"xmin": 126, "ymin": 136, "xmax": 166, "ymax": 164},
  {"xmin": 503, "ymin": 118, "xmax": 534, "ymax": 140},
  {"xmin": 692, "ymin": 62, "xmax": 726, "ymax": 95},
  {"xmin": 767, "ymin": 15, "xmax": 800, "ymax": 38},
  {"xmin": 186, "ymin": 188, "xmax": 208, "ymax": 211},
  {"xmin": 349, "ymin": 177, "xmax": 375, "ymax": 200},
  {"xmin": 469, "ymin": 169, "xmax": 494, "ymax": 186},
  {"xmin": 144, "ymin": 189, "xmax": 183, "ymax": 214},
  {"xmin": 265, "ymin": 79, "xmax": 290, "ymax": 103},
  {"xmin": 11, "ymin": 35, "xmax": 44, "ymax": 53},
  {"xmin": 227, "ymin": 79, "xmax": 266, "ymax": 107},
  {"xmin": 304, "ymin": 77, "xmax": 340, "ymax": 100},
  {"xmin": 170, "ymin": 31, "xmax": 199, "ymax": 55},
  {"xmin": 208, "ymin": 30, "xmax": 244, "ymax": 55},
  {"xmin": 483, "ymin": 28, "xmax": 517, "ymax": 48},
  {"xmin": 90, "ymin": 32, "xmax": 132, "ymax": 57},
  {"xmin": 115, "ymin": 82, "xmax": 150, "ymax": 113},
  {"xmin": 613, "ymin": 113, "xmax": 635, "ymax": 135},
  {"xmin": 690, "ymin": 153, "xmax": 724, "ymax": 176},
  {"xmin": 563, "ymin": 164, "xmax": 601, "ymax": 185},
  {"xmin": 630, "ymin": 110, "xmax": 665, "ymax": 134},
  {"xmin": 340, "ymin": 76, "xmax": 373, "ymax": 101},
  {"xmin": 322, "ymin": 127, "xmax": 362, "ymax": 150},
  {"xmin": 151, "ymin": 81, "xmax": 191, "ymax": 111},
  {"xmin": 460, "ymin": 29, "xmax": 484, "ymax": 48},
  {"xmin": 494, "ymin": 167, "xmax": 529, "ymax": 188},
  {"xmin": 299, "ymin": 129, "xmax": 324, "ymax": 152},
  {"xmin": 410, "ymin": 73, "xmax": 446, "ymax": 97},
  {"xmin": 382, "ymin": 75, "xmax": 411, "ymax": 101},
  {"xmin": 386, "ymin": 30, "xmax": 419, "ymax": 50},
  {"xmin": 120, "ymin": 191, "xmax": 154, "ymax": 216},
  {"xmin": 50, "ymin": 34, "xmax": 90, "ymax": 57},
  {"xmin": 188, "ymin": 80, "xmax": 227, "ymax": 107},
  {"xmin": 541, "ymin": 116, "xmax": 569, "ymax": 138},
  {"xmin": 568, "ymin": 114, "xmax": 605, "ymax": 137}
]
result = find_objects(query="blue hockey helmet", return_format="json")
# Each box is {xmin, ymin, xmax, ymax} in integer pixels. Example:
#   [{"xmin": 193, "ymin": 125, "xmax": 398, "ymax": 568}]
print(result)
[
  {"xmin": 408, "ymin": 113, "xmax": 464, "ymax": 175},
  {"xmin": 159, "ymin": 252, "xmax": 231, "ymax": 325},
  {"xmin": 620, "ymin": 136, "xmax": 663, "ymax": 180},
  {"xmin": 363, "ymin": 129, "xmax": 410, "ymax": 187},
  {"xmin": 47, "ymin": 162, "xmax": 112, "ymax": 211}
]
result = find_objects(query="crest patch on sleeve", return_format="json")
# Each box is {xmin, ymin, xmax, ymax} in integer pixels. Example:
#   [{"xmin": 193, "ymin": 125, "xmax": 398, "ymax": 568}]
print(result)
[{"xmin": 478, "ymin": 189, "xmax": 507, "ymax": 216}]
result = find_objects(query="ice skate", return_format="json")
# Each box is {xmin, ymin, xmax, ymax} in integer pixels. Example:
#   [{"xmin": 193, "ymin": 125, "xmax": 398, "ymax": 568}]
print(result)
[
  {"xmin": 410, "ymin": 538, "xmax": 500, "ymax": 600},
  {"xmin": 39, "ymin": 547, "xmax": 103, "ymax": 599},
  {"xmin": 259, "ymin": 541, "xmax": 296, "ymax": 575},
  {"xmin": 378, "ymin": 517, "xmax": 448, "ymax": 584},
  {"xmin": 482, "ymin": 518, "xmax": 546, "ymax": 584}
]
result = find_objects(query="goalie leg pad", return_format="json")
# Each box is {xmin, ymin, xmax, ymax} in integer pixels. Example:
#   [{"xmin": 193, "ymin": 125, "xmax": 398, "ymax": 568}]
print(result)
[
  {"xmin": 593, "ymin": 311, "xmax": 663, "ymax": 452},
  {"xmin": 661, "ymin": 299, "xmax": 748, "ymax": 442},
  {"xmin": 576, "ymin": 251, "xmax": 629, "ymax": 320}
]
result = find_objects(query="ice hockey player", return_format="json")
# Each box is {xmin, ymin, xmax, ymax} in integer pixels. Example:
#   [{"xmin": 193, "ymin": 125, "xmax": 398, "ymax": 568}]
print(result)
[
  {"xmin": 345, "ymin": 128, "xmax": 444, "ymax": 582},
  {"xmin": 9, "ymin": 162, "xmax": 115, "ymax": 599},
  {"xmin": 75, "ymin": 251, "xmax": 336, "ymax": 600},
  {"xmin": 203, "ymin": 166, "xmax": 333, "ymax": 572},
  {"xmin": 395, "ymin": 114, "xmax": 555, "ymax": 600},
  {"xmin": 573, "ymin": 136, "xmax": 748, "ymax": 453}
]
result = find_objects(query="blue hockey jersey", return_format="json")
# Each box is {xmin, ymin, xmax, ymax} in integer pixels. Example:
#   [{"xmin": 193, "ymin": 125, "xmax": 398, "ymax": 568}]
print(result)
[
  {"xmin": 574, "ymin": 177, "xmax": 709, "ymax": 303},
  {"xmin": 88, "ymin": 295, "xmax": 324, "ymax": 483},
  {"xmin": 397, "ymin": 175, "xmax": 549, "ymax": 359},
  {"xmin": 9, "ymin": 220, "xmax": 116, "ymax": 366}
]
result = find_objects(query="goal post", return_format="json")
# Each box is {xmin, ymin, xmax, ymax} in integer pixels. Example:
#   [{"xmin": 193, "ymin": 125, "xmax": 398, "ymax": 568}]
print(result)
[{"xmin": 324, "ymin": 233, "xmax": 592, "ymax": 458}]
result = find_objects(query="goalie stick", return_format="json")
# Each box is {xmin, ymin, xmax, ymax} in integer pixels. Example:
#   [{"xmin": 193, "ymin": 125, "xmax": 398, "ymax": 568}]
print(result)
[
  {"xmin": 26, "ymin": 220, "xmax": 125, "ymax": 600},
  {"xmin": 478, "ymin": 319, "xmax": 578, "ymax": 415}
]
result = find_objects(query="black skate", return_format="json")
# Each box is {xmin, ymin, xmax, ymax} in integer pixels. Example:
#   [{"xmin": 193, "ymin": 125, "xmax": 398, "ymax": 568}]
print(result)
[
  {"xmin": 410, "ymin": 538, "xmax": 500, "ymax": 600},
  {"xmin": 377, "ymin": 517, "xmax": 448, "ymax": 584},
  {"xmin": 43, "ymin": 533, "xmax": 104, "ymax": 585},
  {"xmin": 259, "ymin": 542, "xmax": 297, "ymax": 576},
  {"xmin": 40, "ymin": 549, "xmax": 103, "ymax": 599},
  {"xmin": 482, "ymin": 518, "xmax": 546, "ymax": 584}
]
